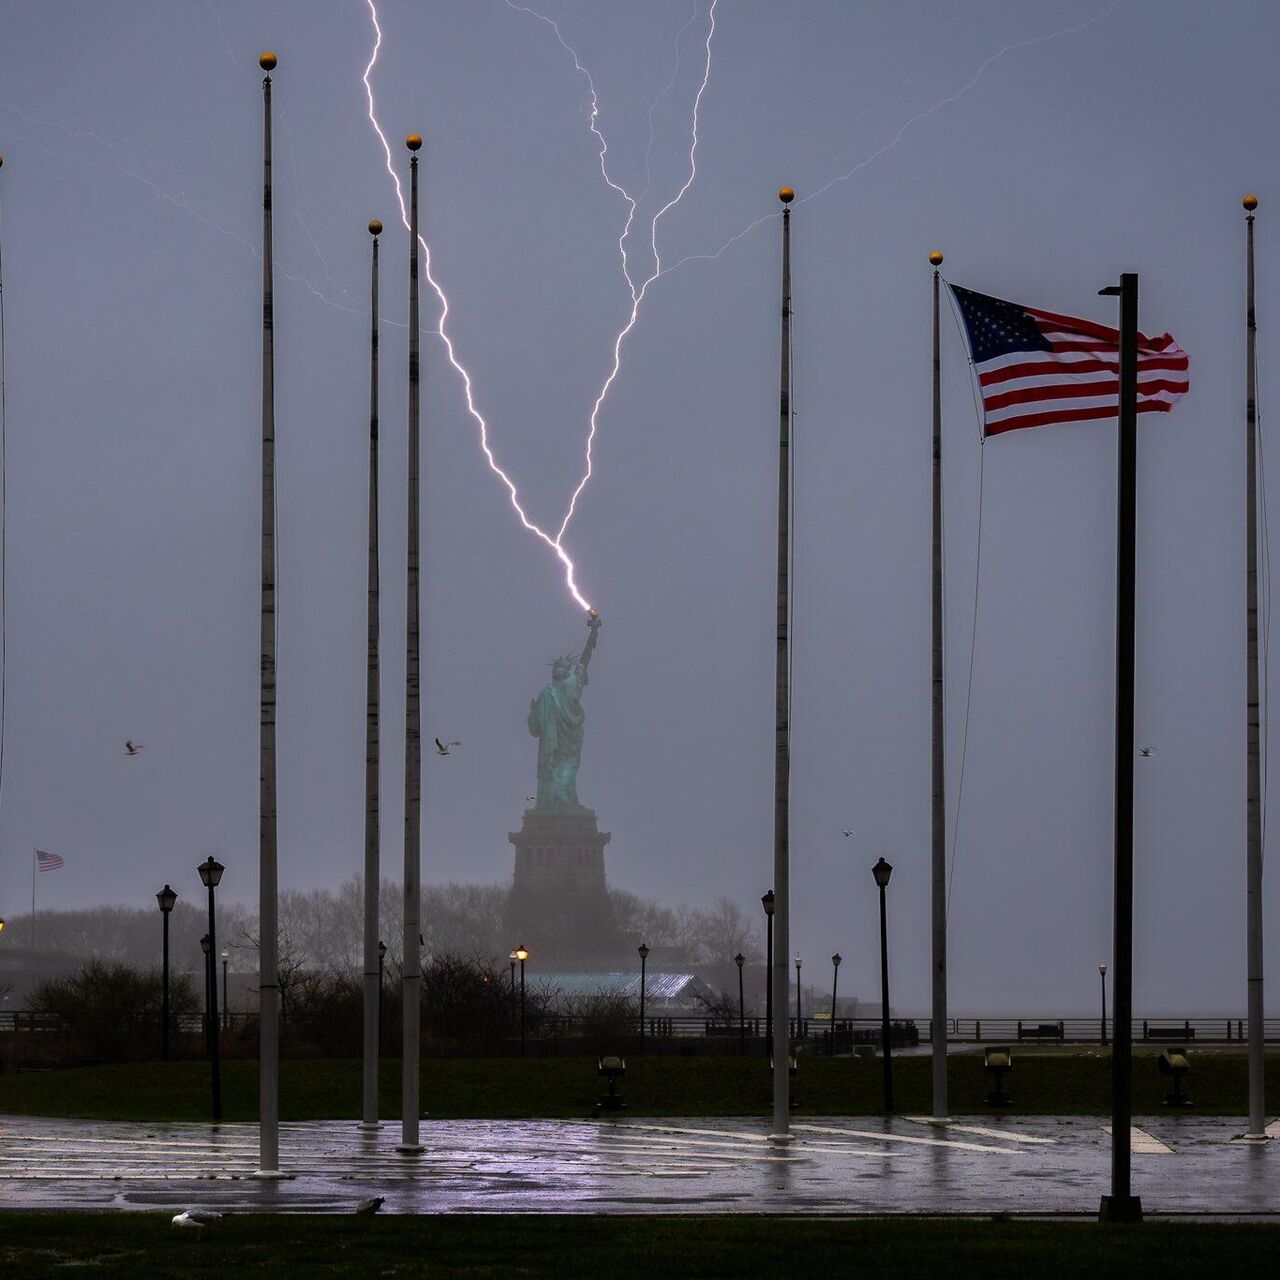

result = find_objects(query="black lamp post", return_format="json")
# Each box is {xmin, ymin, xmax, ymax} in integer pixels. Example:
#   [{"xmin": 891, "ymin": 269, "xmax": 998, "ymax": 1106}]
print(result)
[
  {"xmin": 761, "ymin": 890, "xmax": 775, "ymax": 1058},
  {"xmin": 872, "ymin": 856, "xmax": 894, "ymax": 1113},
  {"xmin": 197, "ymin": 855, "xmax": 225, "ymax": 1122},
  {"xmin": 221, "ymin": 950, "xmax": 230, "ymax": 1031},
  {"xmin": 515, "ymin": 945, "xmax": 529, "ymax": 1058},
  {"xmin": 199, "ymin": 932, "xmax": 212, "ymax": 1049},
  {"xmin": 794, "ymin": 953, "xmax": 803, "ymax": 1043},
  {"xmin": 734, "ymin": 952, "xmax": 745, "ymax": 1055},
  {"xmin": 1099, "ymin": 962, "xmax": 1108, "ymax": 1046},
  {"xmin": 638, "ymin": 943, "xmax": 649, "ymax": 1055},
  {"xmin": 378, "ymin": 940, "xmax": 387, "ymax": 1056},
  {"xmin": 156, "ymin": 884, "xmax": 177, "ymax": 1061},
  {"xmin": 830, "ymin": 953, "xmax": 842, "ymax": 1056}
]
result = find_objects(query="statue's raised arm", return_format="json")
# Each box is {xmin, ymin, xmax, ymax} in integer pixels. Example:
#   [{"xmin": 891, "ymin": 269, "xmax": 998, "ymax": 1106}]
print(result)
[{"xmin": 579, "ymin": 609, "xmax": 601, "ymax": 671}]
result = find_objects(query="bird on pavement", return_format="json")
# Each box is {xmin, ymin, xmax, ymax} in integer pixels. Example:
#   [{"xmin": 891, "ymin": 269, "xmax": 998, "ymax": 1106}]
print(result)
[
  {"xmin": 172, "ymin": 1209, "xmax": 222, "ymax": 1229},
  {"xmin": 355, "ymin": 1196, "xmax": 385, "ymax": 1216}
]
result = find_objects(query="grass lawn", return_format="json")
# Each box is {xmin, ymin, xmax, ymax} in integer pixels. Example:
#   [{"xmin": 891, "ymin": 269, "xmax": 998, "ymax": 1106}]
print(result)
[
  {"xmin": 1, "ymin": 1214, "xmax": 1279, "ymax": 1279},
  {"xmin": 1, "ymin": 1050, "xmax": 1277, "ymax": 1122}
]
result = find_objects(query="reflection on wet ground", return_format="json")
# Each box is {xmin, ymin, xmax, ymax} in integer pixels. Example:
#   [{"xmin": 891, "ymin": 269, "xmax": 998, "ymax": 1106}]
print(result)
[{"xmin": 0, "ymin": 1113, "xmax": 1275, "ymax": 1215}]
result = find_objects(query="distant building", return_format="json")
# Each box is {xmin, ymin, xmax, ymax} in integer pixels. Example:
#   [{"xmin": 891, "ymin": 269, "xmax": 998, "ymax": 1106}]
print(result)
[{"xmin": 541, "ymin": 971, "xmax": 715, "ymax": 1013}]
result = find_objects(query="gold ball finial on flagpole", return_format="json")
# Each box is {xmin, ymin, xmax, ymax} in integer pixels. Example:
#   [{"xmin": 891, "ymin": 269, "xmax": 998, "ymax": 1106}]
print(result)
[
  {"xmin": 259, "ymin": 52, "xmax": 277, "ymax": 71},
  {"xmin": 929, "ymin": 250, "xmax": 944, "ymax": 267},
  {"xmin": 368, "ymin": 219, "xmax": 383, "ymax": 236},
  {"xmin": 406, "ymin": 134, "xmax": 423, "ymax": 152},
  {"xmin": 1244, "ymin": 194, "xmax": 1259, "ymax": 211},
  {"xmin": 778, "ymin": 186, "xmax": 795, "ymax": 204}
]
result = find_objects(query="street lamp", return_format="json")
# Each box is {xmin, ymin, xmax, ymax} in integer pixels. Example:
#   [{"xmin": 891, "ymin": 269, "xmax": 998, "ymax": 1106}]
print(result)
[
  {"xmin": 830, "ymin": 953, "xmax": 842, "ymax": 1057},
  {"xmin": 514, "ymin": 945, "xmax": 529, "ymax": 1058},
  {"xmin": 221, "ymin": 950, "xmax": 230, "ymax": 1030},
  {"xmin": 872, "ymin": 856, "xmax": 894, "ymax": 1113},
  {"xmin": 734, "ymin": 953, "xmax": 746, "ymax": 1055},
  {"xmin": 1099, "ymin": 962, "xmax": 1109, "ymax": 1046},
  {"xmin": 794, "ymin": 952, "xmax": 803, "ymax": 1042},
  {"xmin": 197, "ymin": 855, "xmax": 225, "ymax": 1122},
  {"xmin": 638, "ymin": 943, "xmax": 650, "ymax": 1055},
  {"xmin": 155, "ymin": 884, "xmax": 177, "ymax": 1061},
  {"xmin": 761, "ymin": 890, "xmax": 775, "ymax": 1058},
  {"xmin": 378, "ymin": 941, "xmax": 387, "ymax": 1056}
]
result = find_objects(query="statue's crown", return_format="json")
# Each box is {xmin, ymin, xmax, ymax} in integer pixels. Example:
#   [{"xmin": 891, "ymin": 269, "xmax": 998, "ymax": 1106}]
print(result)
[{"xmin": 550, "ymin": 653, "xmax": 577, "ymax": 670}]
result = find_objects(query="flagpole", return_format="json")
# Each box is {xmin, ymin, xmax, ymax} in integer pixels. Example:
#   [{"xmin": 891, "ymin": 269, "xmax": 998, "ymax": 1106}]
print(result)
[
  {"xmin": 771, "ymin": 186, "xmax": 794, "ymax": 1140},
  {"xmin": 255, "ymin": 49, "xmax": 283, "ymax": 1179},
  {"xmin": 1243, "ymin": 193, "xmax": 1267, "ymax": 1141},
  {"xmin": 361, "ymin": 218, "xmax": 383, "ymax": 1131},
  {"xmin": 930, "ymin": 249, "xmax": 947, "ymax": 1119},
  {"xmin": 399, "ymin": 133, "xmax": 424, "ymax": 1155},
  {"xmin": 1099, "ymin": 271, "xmax": 1141, "ymax": 1224}
]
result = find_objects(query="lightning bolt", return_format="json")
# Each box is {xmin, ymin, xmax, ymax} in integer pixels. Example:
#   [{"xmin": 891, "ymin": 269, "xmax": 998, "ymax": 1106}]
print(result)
[
  {"xmin": 502, "ymin": 0, "xmax": 719, "ymax": 542},
  {"xmin": 362, "ymin": 0, "xmax": 593, "ymax": 611},
  {"xmin": 663, "ymin": 1, "xmax": 1120, "ymax": 277}
]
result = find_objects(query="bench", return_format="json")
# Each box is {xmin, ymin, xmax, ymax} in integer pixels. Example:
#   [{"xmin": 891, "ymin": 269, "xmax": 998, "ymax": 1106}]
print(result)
[
  {"xmin": 1016, "ymin": 1021, "xmax": 1064, "ymax": 1042},
  {"xmin": 1144, "ymin": 1021, "xmax": 1196, "ymax": 1042}
]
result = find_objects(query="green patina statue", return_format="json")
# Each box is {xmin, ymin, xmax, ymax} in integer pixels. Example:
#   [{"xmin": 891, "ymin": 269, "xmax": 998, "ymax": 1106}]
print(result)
[{"xmin": 528, "ymin": 612, "xmax": 601, "ymax": 814}]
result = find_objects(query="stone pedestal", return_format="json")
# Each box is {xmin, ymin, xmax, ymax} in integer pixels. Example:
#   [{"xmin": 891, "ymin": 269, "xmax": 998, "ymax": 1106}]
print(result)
[
  {"xmin": 506, "ymin": 810, "xmax": 617, "ymax": 964},
  {"xmin": 509, "ymin": 811, "xmax": 611, "ymax": 896}
]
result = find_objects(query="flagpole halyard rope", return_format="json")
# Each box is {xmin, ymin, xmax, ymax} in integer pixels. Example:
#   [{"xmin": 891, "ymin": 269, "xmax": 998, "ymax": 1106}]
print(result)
[
  {"xmin": 1257, "ymin": 356, "xmax": 1269, "ymax": 866},
  {"xmin": 941, "ymin": 279, "xmax": 988, "ymax": 924}
]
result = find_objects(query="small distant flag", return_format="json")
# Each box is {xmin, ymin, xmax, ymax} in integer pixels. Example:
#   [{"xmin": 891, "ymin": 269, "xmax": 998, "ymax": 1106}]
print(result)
[
  {"xmin": 36, "ymin": 849, "xmax": 64, "ymax": 873},
  {"xmin": 949, "ymin": 284, "xmax": 1189, "ymax": 437}
]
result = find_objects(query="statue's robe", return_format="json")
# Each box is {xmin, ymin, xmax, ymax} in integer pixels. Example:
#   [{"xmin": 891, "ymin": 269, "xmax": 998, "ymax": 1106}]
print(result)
[{"xmin": 529, "ymin": 662, "xmax": 588, "ymax": 813}]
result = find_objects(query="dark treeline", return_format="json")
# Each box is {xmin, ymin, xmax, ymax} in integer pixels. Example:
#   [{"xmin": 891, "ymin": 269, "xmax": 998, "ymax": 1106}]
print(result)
[{"xmin": 2, "ymin": 879, "xmax": 761, "ymax": 973}]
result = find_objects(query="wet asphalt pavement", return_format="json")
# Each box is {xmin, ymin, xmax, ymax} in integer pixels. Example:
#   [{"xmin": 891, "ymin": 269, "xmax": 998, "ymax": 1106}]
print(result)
[{"xmin": 1, "ymin": 1113, "xmax": 1276, "ymax": 1215}]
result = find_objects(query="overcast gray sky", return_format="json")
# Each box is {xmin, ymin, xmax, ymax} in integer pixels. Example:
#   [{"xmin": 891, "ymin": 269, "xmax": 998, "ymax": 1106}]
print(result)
[{"xmin": 1, "ymin": 0, "xmax": 1277, "ymax": 1015}]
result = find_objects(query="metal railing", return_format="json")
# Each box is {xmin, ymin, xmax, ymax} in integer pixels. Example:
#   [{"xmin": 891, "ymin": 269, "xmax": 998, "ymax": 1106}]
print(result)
[{"xmin": 4, "ymin": 1009, "xmax": 1278, "ymax": 1045}]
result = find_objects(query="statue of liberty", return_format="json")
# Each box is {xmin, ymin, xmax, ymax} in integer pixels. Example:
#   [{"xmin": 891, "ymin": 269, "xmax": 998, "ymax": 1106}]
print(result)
[{"xmin": 528, "ymin": 612, "xmax": 601, "ymax": 814}]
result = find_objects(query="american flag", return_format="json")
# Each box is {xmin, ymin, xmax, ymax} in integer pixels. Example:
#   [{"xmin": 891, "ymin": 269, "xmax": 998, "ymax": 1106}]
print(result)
[
  {"xmin": 949, "ymin": 284, "xmax": 1190, "ymax": 438},
  {"xmin": 36, "ymin": 849, "xmax": 65, "ymax": 873}
]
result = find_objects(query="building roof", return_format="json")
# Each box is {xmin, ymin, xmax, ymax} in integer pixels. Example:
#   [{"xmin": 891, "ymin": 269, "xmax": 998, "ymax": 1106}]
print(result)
[{"xmin": 540, "ymin": 972, "xmax": 708, "ymax": 1001}]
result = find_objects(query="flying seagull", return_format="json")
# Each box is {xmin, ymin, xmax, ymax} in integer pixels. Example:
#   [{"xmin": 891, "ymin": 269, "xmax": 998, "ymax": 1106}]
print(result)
[
  {"xmin": 842, "ymin": 830, "xmax": 856, "ymax": 838},
  {"xmin": 1139, "ymin": 747, "xmax": 1157, "ymax": 758},
  {"xmin": 124, "ymin": 741, "xmax": 145, "ymax": 756},
  {"xmin": 434, "ymin": 738, "xmax": 461, "ymax": 756}
]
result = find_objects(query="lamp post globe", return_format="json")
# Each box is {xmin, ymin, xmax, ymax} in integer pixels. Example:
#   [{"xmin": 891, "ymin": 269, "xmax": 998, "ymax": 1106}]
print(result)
[
  {"xmin": 197, "ymin": 856, "xmax": 225, "ymax": 889},
  {"xmin": 872, "ymin": 857, "xmax": 893, "ymax": 889}
]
